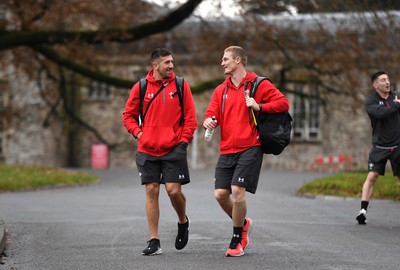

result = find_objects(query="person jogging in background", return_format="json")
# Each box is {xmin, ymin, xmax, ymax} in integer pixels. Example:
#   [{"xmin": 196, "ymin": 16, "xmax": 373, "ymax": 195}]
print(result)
[
  {"xmin": 122, "ymin": 48, "xmax": 198, "ymax": 255},
  {"xmin": 356, "ymin": 71, "xmax": 400, "ymax": 225},
  {"xmin": 203, "ymin": 46, "xmax": 289, "ymax": 256}
]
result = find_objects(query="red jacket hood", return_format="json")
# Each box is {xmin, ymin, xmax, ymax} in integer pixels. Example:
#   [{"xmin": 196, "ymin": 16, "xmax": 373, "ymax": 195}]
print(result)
[
  {"xmin": 146, "ymin": 69, "xmax": 176, "ymax": 85},
  {"xmin": 223, "ymin": 72, "xmax": 258, "ymax": 89}
]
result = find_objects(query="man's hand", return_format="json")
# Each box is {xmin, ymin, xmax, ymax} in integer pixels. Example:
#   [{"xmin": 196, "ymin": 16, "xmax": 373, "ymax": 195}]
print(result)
[
  {"xmin": 245, "ymin": 97, "xmax": 261, "ymax": 111},
  {"xmin": 203, "ymin": 117, "xmax": 217, "ymax": 130}
]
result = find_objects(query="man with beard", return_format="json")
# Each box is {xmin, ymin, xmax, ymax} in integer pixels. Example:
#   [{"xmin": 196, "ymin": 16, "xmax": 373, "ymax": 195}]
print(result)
[{"xmin": 123, "ymin": 48, "xmax": 198, "ymax": 255}]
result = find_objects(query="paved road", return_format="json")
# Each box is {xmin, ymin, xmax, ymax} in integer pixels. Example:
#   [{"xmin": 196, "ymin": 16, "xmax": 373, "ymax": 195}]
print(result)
[{"xmin": 0, "ymin": 168, "xmax": 400, "ymax": 270}]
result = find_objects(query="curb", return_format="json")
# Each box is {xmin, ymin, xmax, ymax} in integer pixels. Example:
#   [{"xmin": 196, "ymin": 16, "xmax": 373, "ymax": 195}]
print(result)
[{"xmin": 0, "ymin": 220, "xmax": 5, "ymax": 256}]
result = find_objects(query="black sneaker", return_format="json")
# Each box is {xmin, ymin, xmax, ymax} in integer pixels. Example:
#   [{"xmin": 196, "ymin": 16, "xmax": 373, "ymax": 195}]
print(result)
[
  {"xmin": 175, "ymin": 216, "xmax": 189, "ymax": 250},
  {"xmin": 142, "ymin": 238, "xmax": 162, "ymax": 255},
  {"xmin": 356, "ymin": 209, "xmax": 367, "ymax": 225}
]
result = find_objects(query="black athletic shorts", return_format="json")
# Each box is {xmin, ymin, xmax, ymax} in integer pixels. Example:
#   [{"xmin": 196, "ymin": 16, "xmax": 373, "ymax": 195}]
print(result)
[
  {"xmin": 214, "ymin": 146, "xmax": 263, "ymax": 194},
  {"xmin": 367, "ymin": 145, "xmax": 400, "ymax": 176},
  {"xmin": 136, "ymin": 142, "xmax": 190, "ymax": 185}
]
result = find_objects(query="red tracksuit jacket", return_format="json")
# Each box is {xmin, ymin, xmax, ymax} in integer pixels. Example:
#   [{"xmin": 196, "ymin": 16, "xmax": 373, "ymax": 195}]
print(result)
[
  {"xmin": 204, "ymin": 72, "xmax": 289, "ymax": 155},
  {"xmin": 122, "ymin": 70, "xmax": 198, "ymax": 156}
]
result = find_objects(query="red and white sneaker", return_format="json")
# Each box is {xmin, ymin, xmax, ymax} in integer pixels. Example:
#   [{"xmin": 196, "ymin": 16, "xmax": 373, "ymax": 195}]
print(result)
[
  {"xmin": 241, "ymin": 218, "xmax": 253, "ymax": 250},
  {"xmin": 225, "ymin": 242, "xmax": 244, "ymax": 257}
]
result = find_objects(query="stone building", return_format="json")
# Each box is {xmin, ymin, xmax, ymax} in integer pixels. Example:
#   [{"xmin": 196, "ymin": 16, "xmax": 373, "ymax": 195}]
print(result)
[{"xmin": 1, "ymin": 11, "xmax": 400, "ymax": 172}]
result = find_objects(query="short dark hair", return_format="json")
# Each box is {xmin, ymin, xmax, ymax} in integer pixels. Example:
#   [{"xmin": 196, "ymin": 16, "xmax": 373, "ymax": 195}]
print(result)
[
  {"xmin": 151, "ymin": 48, "xmax": 172, "ymax": 62},
  {"xmin": 371, "ymin": 71, "xmax": 387, "ymax": 83}
]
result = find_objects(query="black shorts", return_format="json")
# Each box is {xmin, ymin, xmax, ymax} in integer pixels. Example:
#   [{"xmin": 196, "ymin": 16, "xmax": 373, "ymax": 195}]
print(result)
[
  {"xmin": 136, "ymin": 143, "xmax": 190, "ymax": 185},
  {"xmin": 214, "ymin": 147, "xmax": 263, "ymax": 194},
  {"xmin": 368, "ymin": 145, "xmax": 400, "ymax": 176}
]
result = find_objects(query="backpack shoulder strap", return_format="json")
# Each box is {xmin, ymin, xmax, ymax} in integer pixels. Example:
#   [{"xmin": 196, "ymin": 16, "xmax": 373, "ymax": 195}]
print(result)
[
  {"xmin": 138, "ymin": 78, "xmax": 147, "ymax": 126},
  {"xmin": 175, "ymin": 76, "xmax": 185, "ymax": 126},
  {"xmin": 250, "ymin": 76, "xmax": 272, "ymax": 98},
  {"xmin": 175, "ymin": 76, "xmax": 184, "ymax": 91},
  {"xmin": 139, "ymin": 76, "xmax": 185, "ymax": 127}
]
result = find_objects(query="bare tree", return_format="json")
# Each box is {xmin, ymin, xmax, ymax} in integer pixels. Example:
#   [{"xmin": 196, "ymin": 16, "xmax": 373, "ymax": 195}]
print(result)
[
  {"xmin": 2, "ymin": 0, "xmax": 400, "ymax": 167},
  {"xmin": 0, "ymin": 0, "xmax": 204, "ymax": 154},
  {"xmin": 0, "ymin": 0, "xmax": 204, "ymax": 87}
]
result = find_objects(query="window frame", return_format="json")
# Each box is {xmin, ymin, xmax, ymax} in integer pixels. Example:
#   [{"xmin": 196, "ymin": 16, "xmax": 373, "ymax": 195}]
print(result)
[
  {"xmin": 290, "ymin": 83, "xmax": 322, "ymax": 143},
  {"xmin": 87, "ymin": 80, "xmax": 112, "ymax": 100}
]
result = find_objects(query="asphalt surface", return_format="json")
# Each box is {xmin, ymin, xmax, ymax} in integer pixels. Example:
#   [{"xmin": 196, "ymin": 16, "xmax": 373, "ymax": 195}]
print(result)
[{"xmin": 0, "ymin": 168, "xmax": 400, "ymax": 270}]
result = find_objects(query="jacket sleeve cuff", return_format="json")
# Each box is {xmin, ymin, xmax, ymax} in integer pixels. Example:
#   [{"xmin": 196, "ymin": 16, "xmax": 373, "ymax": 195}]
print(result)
[{"xmin": 133, "ymin": 128, "xmax": 142, "ymax": 139}]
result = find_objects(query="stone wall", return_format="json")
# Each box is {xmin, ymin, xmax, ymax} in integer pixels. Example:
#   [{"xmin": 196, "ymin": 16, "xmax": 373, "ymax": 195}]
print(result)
[
  {"xmin": 102, "ymin": 68, "xmax": 373, "ymax": 172},
  {"xmin": 1, "ymin": 64, "xmax": 377, "ymax": 172},
  {"xmin": 3, "ymin": 72, "xmax": 67, "ymax": 167}
]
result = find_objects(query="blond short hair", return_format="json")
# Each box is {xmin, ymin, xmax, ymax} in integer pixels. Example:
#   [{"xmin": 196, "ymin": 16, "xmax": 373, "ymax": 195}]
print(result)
[{"xmin": 224, "ymin": 46, "xmax": 247, "ymax": 66}]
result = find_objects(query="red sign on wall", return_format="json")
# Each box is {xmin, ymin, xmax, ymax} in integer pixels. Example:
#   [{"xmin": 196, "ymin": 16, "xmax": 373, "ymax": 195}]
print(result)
[{"xmin": 91, "ymin": 144, "xmax": 109, "ymax": 169}]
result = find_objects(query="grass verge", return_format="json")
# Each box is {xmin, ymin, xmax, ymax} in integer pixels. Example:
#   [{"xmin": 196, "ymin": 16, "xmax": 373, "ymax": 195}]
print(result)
[
  {"xmin": 297, "ymin": 172, "xmax": 400, "ymax": 201},
  {"xmin": 0, "ymin": 165, "xmax": 99, "ymax": 192}
]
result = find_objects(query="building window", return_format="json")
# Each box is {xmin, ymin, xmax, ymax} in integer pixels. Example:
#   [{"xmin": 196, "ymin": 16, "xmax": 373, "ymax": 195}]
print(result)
[
  {"xmin": 88, "ymin": 80, "xmax": 111, "ymax": 100},
  {"xmin": 292, "ymin": 84, "xmax": 321, "ymax": 142},
  {"xmin": 391, "ymin": 81, "xmax": 397, "ymax": 92}
]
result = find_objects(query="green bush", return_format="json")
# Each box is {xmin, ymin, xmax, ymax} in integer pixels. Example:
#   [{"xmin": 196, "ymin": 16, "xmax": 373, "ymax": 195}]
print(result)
[
  {"xmin": 297, "ymin": 172, "xmax": 400, "ymax": 201},
  {"xmin": 0, "ymin": 165, "xmax": 98, "ymax": 192}
]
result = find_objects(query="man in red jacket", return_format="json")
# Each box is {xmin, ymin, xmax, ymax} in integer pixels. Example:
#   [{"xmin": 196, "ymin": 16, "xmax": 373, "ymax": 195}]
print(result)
[
  {"xmin": 122, "ymin": 48, "xmax": 198, "ymax": 255},
  {"xmin": 203, "ymin": 46, "xmax": 289, "ymax": 257}
]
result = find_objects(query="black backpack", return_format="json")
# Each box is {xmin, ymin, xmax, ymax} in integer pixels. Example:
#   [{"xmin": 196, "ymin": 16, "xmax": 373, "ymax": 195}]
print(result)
[
  {"xmin": 249, "ymin": 77, "xmax": 293, "ymax": 155},
  {"xmin": 138, "ymin": 76, "xmax": 184, "ymax": 127}
]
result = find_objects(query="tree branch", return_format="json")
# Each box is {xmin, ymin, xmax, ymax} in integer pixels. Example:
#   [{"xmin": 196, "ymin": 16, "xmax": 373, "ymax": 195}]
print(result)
[
  {"xmin": 58, "ymin": 66, "xmax": 114, "ymax": 147},
  {"xmin": 31, "ymin": 45, "xmax": 133, "ymax": 88},
  {"xmin": 0, "ymin": 0, "xmax": 203, "ymax": 50},
  {"xmin": 31, "ymin": 44, "xmax": 219, "ymax": 94}
]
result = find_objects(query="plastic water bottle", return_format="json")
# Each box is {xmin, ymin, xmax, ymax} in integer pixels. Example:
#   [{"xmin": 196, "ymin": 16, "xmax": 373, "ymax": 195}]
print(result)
[{"xmin": 204, "ymin": 116, "xmax": 216, "ymax": 141}]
